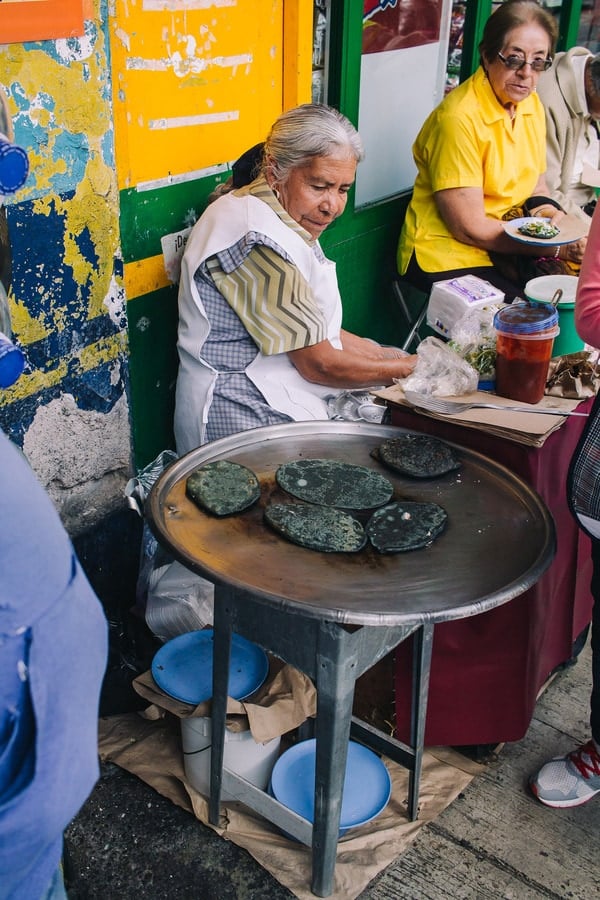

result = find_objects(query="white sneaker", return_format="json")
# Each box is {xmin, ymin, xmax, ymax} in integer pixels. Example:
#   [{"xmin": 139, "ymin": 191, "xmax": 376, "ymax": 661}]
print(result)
[{"xmin": 530, "ymin": 739, "xmax": 600, "ymax": 808}]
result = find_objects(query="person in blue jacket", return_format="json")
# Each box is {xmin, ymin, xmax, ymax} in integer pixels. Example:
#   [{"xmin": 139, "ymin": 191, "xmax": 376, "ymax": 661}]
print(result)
[
  {"xmin": 0, "ymin": 429, "xmax": 108, "ymax": 900},
  {"xmin": 0, "ymin": 81, "xmax": 108, "ymax": 898}
]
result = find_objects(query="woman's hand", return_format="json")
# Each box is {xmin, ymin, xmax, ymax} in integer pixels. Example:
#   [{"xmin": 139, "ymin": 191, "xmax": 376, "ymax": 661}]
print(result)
[
  {"xmin": 558, "ymin": 235, "xmax": 587, "ymax": 265},
  {"xmin": 340, "ymin": 332, "xmax": 418, "ymax": 374},
  {"xmin": 527, "ymin": 203, "xmax": 565, "ymax": 225},
  {"xmin": 434, "ymin": 185, "xmax": 572, "ymax": 257},
  {"xmin": 379, "ymin": 346, "xmax": 414, "ymax": 361},
  {"xmin": 392, "ymin": 353, "xmax": 418, "ymax": 378},
  {"xmin": 288, "ymin": 336, "xmax": 417, "ymax": 387}
]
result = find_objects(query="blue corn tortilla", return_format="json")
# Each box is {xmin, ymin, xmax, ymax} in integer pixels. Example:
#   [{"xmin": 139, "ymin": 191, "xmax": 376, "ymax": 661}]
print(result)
[
  {"xmin": 375, "ymin": 434, "xmax": 461, "ymax": 479},
  {"xmin": 186, "ymin": 459, "xmax": 261, "ymax": 516},
  {"xmin": 264, "ymin": 502, "xmax": 367, "ymax": 553},
  {"xmin": 366, "ymin": 501, "xmax": 448, "ymax": 553},
  {"xmin": 517, "ymin": 220, "xmax": 560, "ymax": 239},
  {"xmin": 276, "ymin": 458, "xmax": 393, "ymax": 509}
]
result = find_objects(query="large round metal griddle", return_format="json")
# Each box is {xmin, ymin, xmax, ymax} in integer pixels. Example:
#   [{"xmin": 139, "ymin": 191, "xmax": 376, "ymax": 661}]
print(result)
[{"xmin": 147, "ymin": 421, "xmax": 555, "ymax": 626}]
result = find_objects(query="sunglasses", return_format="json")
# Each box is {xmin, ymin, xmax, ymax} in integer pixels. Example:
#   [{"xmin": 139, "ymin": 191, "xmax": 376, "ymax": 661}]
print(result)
[{"xmin": 497, "ymin": 52, "xmax": 552, "ymax": 72}]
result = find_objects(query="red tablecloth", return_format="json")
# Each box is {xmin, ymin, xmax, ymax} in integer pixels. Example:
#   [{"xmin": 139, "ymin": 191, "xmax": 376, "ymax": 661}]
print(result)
[{"xmin": 390, "ymin": 399, "xmax": 594, "ymax": 746}]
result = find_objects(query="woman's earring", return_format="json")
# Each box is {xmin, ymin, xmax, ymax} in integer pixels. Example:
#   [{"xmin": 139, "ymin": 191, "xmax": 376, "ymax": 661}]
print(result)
[{"xmin": 274, "ymin": 187, "xmax": 281, "ymax": 202}]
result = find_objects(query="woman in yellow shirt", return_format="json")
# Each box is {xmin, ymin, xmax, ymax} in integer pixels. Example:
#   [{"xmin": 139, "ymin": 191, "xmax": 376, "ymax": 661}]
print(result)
[{"xmin": 397, "ymin": 0, "xmax": 585, "ymax": 301}]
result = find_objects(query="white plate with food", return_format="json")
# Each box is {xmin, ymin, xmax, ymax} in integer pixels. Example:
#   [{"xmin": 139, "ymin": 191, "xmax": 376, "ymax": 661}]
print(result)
[{"xmin": 503, "ymin": 215, "xmax": 587, "ymax": 246}]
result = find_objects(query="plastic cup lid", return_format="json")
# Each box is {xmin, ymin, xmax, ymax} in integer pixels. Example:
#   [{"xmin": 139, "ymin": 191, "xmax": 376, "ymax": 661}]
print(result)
[
  {"xmin": 0, "ymin": 340, "xmax": 25, "ymax": 387},
  {"xmin": 0, "ymin": 141, "xmax": 29, "ymax": 194},
  {"xmin": 525, "ymin": 274, "xmax": 578, "ymax": 305},
  {"xmin": 493, "ymin": 302, "xmax": 558, "ymax": 335},
  {"xmin": 269, "ymin": 738, "xmax": 392, "ymax": 830},
  {"xmin": 151, "ymin": 629, "xmax": 269, "ymax": 705}
]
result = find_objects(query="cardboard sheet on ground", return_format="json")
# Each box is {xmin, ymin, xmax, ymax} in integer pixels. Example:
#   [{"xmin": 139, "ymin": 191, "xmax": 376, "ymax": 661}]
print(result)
[
  {"xmin": 133, "ymin": 662, "xmax": 316, "ymax": 742},
  {"xmin": 98, "ymin": 714, "xmax": 483, "ymax": 900}
]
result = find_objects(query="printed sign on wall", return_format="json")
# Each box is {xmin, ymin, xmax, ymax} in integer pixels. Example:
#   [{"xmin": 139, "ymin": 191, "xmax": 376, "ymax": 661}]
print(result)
[{"xmin": 356, "ymin": 0, "xmax": 451, "ymax": 205}]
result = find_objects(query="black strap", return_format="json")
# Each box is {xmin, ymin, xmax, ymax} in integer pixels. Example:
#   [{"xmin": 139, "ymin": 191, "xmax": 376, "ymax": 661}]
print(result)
[{"xmin": 523, "ymin": 195, "xmax": 564, "ymax": 214}]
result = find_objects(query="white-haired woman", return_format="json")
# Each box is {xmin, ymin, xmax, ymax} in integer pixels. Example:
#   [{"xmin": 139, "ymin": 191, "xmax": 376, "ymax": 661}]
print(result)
[{"xmin": 174, "ymin": 103, "xmax": 416, "ymax": 455}]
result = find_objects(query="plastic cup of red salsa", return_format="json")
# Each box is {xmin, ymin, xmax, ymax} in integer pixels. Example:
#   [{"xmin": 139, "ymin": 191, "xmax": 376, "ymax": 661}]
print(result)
[{"xmin": 493, "ymin": 303, "xmax": 559, "ymax": 405}]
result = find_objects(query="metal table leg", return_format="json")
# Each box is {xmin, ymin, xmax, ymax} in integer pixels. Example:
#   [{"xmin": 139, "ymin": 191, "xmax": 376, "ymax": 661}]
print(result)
[
  {"xmin": 208, "ymin": 599, "xmax": 232, "ymax": 825},
  {"xmin": 408, "ymin": 623, "xmax": 434, "ymax": 819},
  {"xmin": 311, "ymin": 621, "xmax": 355, "ymax": 897}
]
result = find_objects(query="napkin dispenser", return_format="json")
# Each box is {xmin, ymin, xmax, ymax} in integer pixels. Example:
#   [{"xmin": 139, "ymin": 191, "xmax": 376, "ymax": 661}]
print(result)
[{"xmin": 427, "ymin": 275, "xmax": 505, "ymax": 338}]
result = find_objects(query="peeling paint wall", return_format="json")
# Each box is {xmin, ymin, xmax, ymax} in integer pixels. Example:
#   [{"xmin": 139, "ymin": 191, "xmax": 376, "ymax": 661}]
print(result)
[
  {"xmin": 0, "ymin": 1, "xmax": 130, "ymax": 534},
  {"xmin": 109, "ymin": 0, "xmax": 286, "ymax": 190},
  {"xmin": 0, "ymin": 0, "xmax": 312, "ymax": 534}
]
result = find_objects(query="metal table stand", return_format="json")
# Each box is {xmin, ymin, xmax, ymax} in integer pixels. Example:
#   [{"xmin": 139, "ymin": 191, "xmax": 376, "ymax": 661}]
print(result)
[
  {"xmin": 147, "ymin": 421, "xmax": 555, "ymax": 899},
  {"xmin": 209, "ymin": 585, "xmax": 433, "ymax": 897}
]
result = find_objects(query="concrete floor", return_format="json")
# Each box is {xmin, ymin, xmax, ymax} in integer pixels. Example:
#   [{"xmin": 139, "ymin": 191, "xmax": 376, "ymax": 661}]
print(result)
[{"xmin": 64, "ymin": 638, "xmax": 599, "ymax": 900}]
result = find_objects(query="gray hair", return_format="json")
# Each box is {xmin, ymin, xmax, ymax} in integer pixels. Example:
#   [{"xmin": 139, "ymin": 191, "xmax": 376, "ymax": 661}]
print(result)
[{"xmin": 261, "ymin": 103, "xmax": 364, "ymax": 185}]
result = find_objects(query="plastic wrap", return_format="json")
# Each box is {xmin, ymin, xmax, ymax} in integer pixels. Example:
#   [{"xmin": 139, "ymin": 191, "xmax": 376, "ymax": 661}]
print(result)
[
  {"xmin": 394, "ymin": 336, "xmax": 479, "ymax": 397},
  {"xmin": 448, "ymin": 306, "xmax": 501, "ymax": 383},
  {"xmin": 125, "ymin": 450, "xmax": 214, "ymax": 641}
]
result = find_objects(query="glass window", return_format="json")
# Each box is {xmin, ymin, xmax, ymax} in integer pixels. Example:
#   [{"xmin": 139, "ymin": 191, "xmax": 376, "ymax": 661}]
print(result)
[
  {"xmin": 312, "ymin": 1, "xmax": 330, "ymax": 104},
  {"xmin": 445, "ymin": 1, "xmax": 465, "ymax": 93},
  {"xmin": 355, "ymin": 0, "xmax": 452, "ymax": 205},
  {"xmin": 580, "ymin": 0, "xmax": 600, "ymax": 51}
]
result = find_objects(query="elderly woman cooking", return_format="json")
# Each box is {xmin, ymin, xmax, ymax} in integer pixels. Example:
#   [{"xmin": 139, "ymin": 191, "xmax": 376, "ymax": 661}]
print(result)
[
  {"xmin": 175, "ymin": 103, "xmax": 416, "ymax": 455},
  {"xmin": 397, "ymin": 0, "xmax": 586, "ymax": 301}
]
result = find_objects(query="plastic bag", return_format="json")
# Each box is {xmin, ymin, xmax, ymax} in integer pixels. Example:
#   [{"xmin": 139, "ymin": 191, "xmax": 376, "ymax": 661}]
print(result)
[
  {"xmin": 395, "ymin": 335, "xmax": 479, "ymax": 397},
  {"xmin": 448, "ymin": 306, "xmax": 500, "ymax": 382},
  {"xmin": 125, "ymin": 450, "xmax": 214, "ymax": 642},
  {"xmin": 326, "ymin": 390, "xmax": 386, "ymax": 423},
  {"xmin": 143, "ymin": 558, "xmax": 214, "ymax": 641}
]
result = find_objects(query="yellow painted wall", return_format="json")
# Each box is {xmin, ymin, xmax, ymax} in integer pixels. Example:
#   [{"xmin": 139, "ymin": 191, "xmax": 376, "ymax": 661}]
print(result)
[
  {"xmin": 0, "ymin": 3, "xmax": 124, "ymax": 407},
  {"xmin": 0, "ymin": 1, "xmax": 133, "ymax": 528},
  {"xmin": 1, "ymin": 16, "xmax": 122, "ymax": 380},
  {"xmin": 110, "ymin": 0, "xmax": 313, "ymax": 321},
  {"xmin": 109, "ymin": 0, "xmax": 312, "ymax": 192}
]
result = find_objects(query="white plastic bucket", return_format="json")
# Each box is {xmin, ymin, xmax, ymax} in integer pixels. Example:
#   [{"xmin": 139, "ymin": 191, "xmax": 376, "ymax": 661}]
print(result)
[
  {"xmin": 181, "ymin": 716, "xmax": 281, "ymax": 800},
  {"xmin": 524, "ymin": 274, "xmax": 583, "ymax": 356}
]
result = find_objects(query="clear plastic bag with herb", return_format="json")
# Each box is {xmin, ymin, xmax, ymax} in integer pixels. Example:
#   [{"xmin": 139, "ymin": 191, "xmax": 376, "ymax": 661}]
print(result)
[{"xmin": 448, "ymin": 306, "xmax": 501, "ymax": 383}]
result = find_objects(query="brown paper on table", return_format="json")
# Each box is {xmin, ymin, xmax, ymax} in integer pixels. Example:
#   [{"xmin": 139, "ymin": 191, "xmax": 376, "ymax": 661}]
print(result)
[
  {"xmin": 374, "ymin": 385, "xmax": 583, "ymax": 447},
  {"xmin": 133, "ymin": 663, "xmax": 317, "ymax": 743},
  {"xmin": 98, "ymin": 713, "xmax": 484, "ymax": 900},
  {"xmin": 546, "ymin": 351, "xmax": 600, "ymax": 399}
]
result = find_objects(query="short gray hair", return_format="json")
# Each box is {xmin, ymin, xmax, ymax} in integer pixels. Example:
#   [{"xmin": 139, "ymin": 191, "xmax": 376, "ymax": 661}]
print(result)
[{"xmin": 261, "ymin": 103, "xmax": 364, "ymax": 185}]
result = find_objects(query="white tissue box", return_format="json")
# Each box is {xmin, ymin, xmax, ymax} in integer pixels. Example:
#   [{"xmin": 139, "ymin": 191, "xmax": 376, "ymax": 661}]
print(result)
[{"xmin": 427, "ymin": 275, "xmax": 505, "ymax": 338}]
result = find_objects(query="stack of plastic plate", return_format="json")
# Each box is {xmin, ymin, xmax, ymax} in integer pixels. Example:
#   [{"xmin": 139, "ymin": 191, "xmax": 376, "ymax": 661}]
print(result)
[
  {"xmin": 269, "ymin": 738, "xmax": 392, "ymax": 835},
  {"xmin": 151, "ymin": 629, "xmax": 269, "ymax": 704}
]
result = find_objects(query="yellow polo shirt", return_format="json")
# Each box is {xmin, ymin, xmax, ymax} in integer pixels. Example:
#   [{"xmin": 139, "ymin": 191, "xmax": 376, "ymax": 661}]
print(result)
[{"xmin": 397, "ymin": 66, "xmax": 547, "ymax": 274}]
